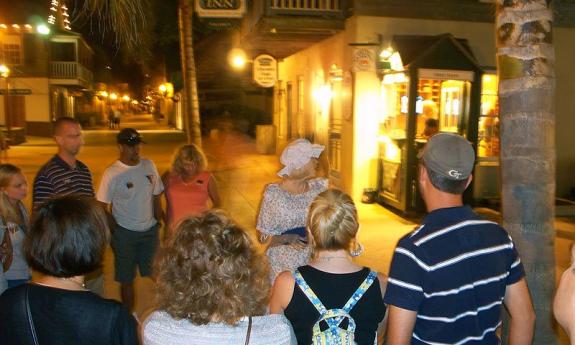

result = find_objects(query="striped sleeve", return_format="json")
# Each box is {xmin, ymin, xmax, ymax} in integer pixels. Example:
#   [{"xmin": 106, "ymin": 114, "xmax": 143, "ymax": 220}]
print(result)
[
  {"xmin": 32, "ymin": 172, "xmax": 54, "ymax": 210},
  {"xmin": 505, "ymin": 235, "xmax": 525, "ymax": 285},
  {"xmin": 384, "ymin": 236, "xmax": 426, "ymax": 311}
]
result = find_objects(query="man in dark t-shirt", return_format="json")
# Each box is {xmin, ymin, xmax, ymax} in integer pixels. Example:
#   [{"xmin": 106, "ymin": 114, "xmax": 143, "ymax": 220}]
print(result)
[{"xmin": 384, "ymin": 133, "xmax": 535, "ymax": 344}]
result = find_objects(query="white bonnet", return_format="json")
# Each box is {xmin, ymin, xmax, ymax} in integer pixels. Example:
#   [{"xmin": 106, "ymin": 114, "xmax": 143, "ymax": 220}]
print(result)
[{"xmin": 278, "ymin": 139, "xmax": 324, "ymax": 177}]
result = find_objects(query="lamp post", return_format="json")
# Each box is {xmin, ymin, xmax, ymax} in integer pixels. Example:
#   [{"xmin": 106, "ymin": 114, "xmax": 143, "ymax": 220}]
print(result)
[
  {"xmin": 158, "ymin": 84, "xmax": 168, "ymax": 123},
  {"xmin": 159, "ymin": 84, "xmax": 168, "ymax": 97},
  {"xmin": 228, "ymin": 48, "xmax": 248, "ymax": 71},
  {"xmin": 0, "ymin": 64, "xmax": 11, "ymax": 139}
]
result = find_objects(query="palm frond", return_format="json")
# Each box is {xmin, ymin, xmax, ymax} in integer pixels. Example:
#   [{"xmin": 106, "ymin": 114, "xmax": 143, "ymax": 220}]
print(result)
[{"xmin": 71, "ymin": 0, "xmax": 151, "ymax": 49}]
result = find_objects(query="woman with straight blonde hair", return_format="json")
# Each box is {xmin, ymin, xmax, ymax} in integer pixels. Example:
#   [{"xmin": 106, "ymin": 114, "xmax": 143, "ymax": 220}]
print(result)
[
  {"xmin": 0, "ymin": 163, "xmax": 30, "ymax": 288},
  {"xmin": 163, "ymin": 144, "xmax": 220, "ymax": 235},
  {"xmin": 270, "ymin": 189, "xmax": 387, "ymax": 345}
]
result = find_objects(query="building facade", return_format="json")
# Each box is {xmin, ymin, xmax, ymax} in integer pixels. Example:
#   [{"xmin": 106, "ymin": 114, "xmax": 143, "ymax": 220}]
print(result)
[
  {"xmin": 0, "ymin": 23, "xmax": 94, "ymax": 137},
  {"xmin": 240, "ymin": 0, "xmax": 575, "ymax": 206}
]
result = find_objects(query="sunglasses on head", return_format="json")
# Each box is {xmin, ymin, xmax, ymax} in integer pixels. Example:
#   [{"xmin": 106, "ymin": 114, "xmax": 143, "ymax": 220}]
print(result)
[{"xmin": 125, "ymin": 134, "xmax": 140, "ymax": 142}]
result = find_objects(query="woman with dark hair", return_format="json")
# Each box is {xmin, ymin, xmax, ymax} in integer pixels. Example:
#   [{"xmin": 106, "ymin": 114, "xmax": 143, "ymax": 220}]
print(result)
[
  {"xmin": 270, "ymin": 189, "xmax": 387, "ymax": 345},
  {"xmin": 143, "ymin": 211, "xmax": 296, "ymax": 345},
  {"xmin": 0, "ymin": 195, "xmax": 137, "ymax": 345}
]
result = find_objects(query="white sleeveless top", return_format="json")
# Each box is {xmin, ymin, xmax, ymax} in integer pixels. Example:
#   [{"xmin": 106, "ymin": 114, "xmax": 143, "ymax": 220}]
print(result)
[{"xmin": 143, "ymin": 311, "xmax": 296, "ymax": 345}]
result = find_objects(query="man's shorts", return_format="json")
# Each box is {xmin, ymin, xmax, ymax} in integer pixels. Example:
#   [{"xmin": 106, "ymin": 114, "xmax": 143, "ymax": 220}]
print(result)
[{"xmin": 111, "ymin": 223, "xmax": 159, "ymax": 283}]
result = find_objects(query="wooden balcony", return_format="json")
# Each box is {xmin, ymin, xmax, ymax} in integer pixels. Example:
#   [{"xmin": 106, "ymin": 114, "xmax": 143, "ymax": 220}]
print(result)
[
  {"xmin": 240, "ymin": 0, "xmax": 347, "ymax": 58},
  {"xmin": 268, "ymin": 0, "xmax": 343, "ymax": 16},
  {"xmin": 49, "ymin": 62, "xmax": 93, "ymax": 87}
]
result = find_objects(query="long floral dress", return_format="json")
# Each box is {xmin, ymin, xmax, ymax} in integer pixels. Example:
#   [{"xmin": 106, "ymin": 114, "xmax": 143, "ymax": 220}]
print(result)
[{"xmin": 256, "ymin": 178, "xmax": 328, "ymax": 281}]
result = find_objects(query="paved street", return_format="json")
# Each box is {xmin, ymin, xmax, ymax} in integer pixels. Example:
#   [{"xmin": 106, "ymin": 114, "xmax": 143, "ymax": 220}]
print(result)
[
  {"xmin": 3, "ymin": 129, "xmax": 575, "ymax": 342},
  {"xmin": 4, "ymin": 130, "xmax": 418, "ymax": 317}
]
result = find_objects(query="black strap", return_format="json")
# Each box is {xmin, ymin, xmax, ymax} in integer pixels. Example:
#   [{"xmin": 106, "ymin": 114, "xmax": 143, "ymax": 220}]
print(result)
[
  {"xmin": 25, "ymin": 285, "xmax": 39, "ymax": 345},
  {"xmin": 244, "ymin": 316, "xmax": 252, "ymax": 345}
]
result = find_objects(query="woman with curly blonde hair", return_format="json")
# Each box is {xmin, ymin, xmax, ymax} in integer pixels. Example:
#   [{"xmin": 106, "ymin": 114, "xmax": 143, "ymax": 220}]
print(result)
[
  {"xmin": 142, "ymin": 211, "xmax": 296, "ymax": 345},
  {"xmin": 162, "ymin": 144, "xmax": 220, "ymax": 235}
]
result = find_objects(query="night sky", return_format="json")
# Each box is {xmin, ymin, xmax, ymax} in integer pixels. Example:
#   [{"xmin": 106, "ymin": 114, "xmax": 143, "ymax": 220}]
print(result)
[{"xmin": 1, "ymin": 0, "xmax": 184, "ymax": 97}]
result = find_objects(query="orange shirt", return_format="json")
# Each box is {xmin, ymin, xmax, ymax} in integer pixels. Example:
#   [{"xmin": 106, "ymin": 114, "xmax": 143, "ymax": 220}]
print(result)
[{"xmin": 165, "ymin": 171, "xmax": 211, "ymax": 228}]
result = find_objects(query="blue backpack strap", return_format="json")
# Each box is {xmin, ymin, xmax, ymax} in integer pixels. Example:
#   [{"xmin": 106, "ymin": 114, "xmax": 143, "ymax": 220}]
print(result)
[
  {"xmin": 293, "ymin": 269, "xmax": 328, "ymax": 315},
  {"xmin": 342, "ymin": 270, "xmax": 378, "ymax": 313},
  {"xmin": 292, "ymin": 269, "xmax": 327, "ymax": 315},
  {"xmin": 294, "ymin": 270, "xmax": 344, "ymax": 329}
]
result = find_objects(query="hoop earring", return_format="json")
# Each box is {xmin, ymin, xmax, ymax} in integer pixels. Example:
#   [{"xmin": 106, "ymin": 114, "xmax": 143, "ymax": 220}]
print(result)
[{"xmin": 350, "ymin": 241, "xmax": 364, "ymax": 257}]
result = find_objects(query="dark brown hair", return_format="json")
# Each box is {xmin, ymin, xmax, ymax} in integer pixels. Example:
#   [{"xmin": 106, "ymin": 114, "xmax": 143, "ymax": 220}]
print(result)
[{"xmin": 25, "ymin": 195, "xmax": 109, "ymax": 277}]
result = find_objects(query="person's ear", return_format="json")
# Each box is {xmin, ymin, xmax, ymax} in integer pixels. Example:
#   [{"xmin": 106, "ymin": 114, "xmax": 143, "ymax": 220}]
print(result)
[
  {"xmin": 465, "ymin": 174, "xmax": 473, "ymax": 189},
  {"xmin": 419, "ymin": 165, "xmax": 428, "ymax": 184}
]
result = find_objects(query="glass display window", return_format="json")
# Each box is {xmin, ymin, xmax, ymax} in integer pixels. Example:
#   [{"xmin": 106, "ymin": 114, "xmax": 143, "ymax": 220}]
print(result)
[
  {"xmin": 379, "ymin": 73, "xmax": 409, "ymax": 202},
  {"xmin": 416, "ymin": 79, "xmax": 440, "ymax": 139},
  {"xmin": 440, "ymin": 80, "xmax": 465, "ymax": 132},
  {"xmin": 381, "ymin": 72, "xmax": 409, "ymax": 140},
  {"xmin": 416, "ymin": 78, "xmax": 468, "ymax": 139},
  {"xmin": 478, "ymin": 73, "xmax": 499, "ymax": 157}
]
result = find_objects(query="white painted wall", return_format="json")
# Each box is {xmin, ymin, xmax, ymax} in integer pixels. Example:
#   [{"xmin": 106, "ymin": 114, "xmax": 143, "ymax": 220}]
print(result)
[
  {"xmin": 554, "ymin": 27, "xmax": 575, "ymax": 198},
  {"xmin": 356, "ymin": 16, "xmax": 496, "ymax": 67},
  {"xmin": 0, "ymin": 77, "xmax": 50, "ymax": 124}
]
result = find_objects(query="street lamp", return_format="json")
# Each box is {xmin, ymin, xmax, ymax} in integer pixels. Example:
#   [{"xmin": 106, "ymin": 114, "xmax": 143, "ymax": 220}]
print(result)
[
  {"xmin": 0, "ymin": 65, "xmax": 9, "ymax": 78},
  {"xmin": 0, "ymin": 64, "xmax": 11, "ymax": 139},
  {"xmin": 159, "ymin": 84, "xmax": 168, "ymax": 97},
  {"xmin": 36, "ymin": 24, "xmax": 50, "ymax": 35},
  {"xmin": 228, "ymin": 48, "xmax": 248, "ymax": 70}
]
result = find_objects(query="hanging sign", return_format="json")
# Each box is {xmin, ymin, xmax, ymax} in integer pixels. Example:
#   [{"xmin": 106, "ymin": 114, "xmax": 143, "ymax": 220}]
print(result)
[
  {"xmin": 0, "ymin": 89, "xmax": 32, "ymax": 95},
  {"xmin": 352, "ymin": 47, "xmax": 376, "ymax": 72},
  {"xmin": 253, "ymin": 54, "xmax": 277, "ymax": 88},
  {"xmin": 195, "ymin": 0, "xmax": 245, "ymax": 18},
  {"xmin": 419, "ymin": 69, "xmax": 474, "ymax": 81}
]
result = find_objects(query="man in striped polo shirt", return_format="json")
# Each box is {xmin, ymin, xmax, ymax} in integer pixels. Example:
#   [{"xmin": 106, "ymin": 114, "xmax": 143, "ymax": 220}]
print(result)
[
  {"xmin": 33, "ymin": 117, "xmax": 94, "ymax": 209},
  {"xmin": 32, "ymin": 117, "xmax": 102, "ymax": 294},
  {"xmin": 384, "ymin": 133, "xmax": 535, "ymax": 344}
]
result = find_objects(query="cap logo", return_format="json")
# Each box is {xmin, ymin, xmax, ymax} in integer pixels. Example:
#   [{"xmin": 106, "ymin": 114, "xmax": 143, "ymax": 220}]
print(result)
[
  {"xmin": 126, "ymin": 134, "xmax": 140, "ymax": 142},
  {"xmin": 448, "ymin": 170, "xmax": 463, "ymax": 179}
]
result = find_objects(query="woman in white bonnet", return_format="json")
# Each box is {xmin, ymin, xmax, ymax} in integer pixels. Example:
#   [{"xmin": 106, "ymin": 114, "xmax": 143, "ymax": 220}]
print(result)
[{"xmin": 256, "ymin": 139, "xmax": 328, "ymax": 281}]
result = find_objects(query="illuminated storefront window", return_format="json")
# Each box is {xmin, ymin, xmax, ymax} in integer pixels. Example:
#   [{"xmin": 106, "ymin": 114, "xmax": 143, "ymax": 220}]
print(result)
[
  {"xmin": 415, "ymin": 78, "xmax": 468, "ymax": 139},
  {"xmin": 379, "ymin": 72, "xmax": 408, "ymax": 202},
  {"xmin": 478, "ymin": 73, "xmax": 499, "ymax": 157}
]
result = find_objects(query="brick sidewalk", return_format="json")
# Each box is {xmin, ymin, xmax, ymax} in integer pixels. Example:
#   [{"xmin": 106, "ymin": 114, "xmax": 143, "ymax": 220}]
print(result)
[{"xmin": 4, "ymin": 131, "xmax": 573, "ymax": 343}]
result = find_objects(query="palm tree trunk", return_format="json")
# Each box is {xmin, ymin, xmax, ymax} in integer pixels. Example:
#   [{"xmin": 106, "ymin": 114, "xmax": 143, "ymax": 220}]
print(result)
[
  {"xmin": 496, "ymin": 1, "xmax": 556, "ymax": 343},
  {"xmin": 178, "ymin": 0, "xmax": 202, "ymax": 145}
]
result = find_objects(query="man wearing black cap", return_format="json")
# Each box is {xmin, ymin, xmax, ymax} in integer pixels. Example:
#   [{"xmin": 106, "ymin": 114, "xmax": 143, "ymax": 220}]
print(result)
[
  {"xmin": 97, "ymin": 128, "xmax": 164, "ymax": 313},
  {"xmin": 384, "ymin": 133, "xmax": 535, "ymax": 344}
]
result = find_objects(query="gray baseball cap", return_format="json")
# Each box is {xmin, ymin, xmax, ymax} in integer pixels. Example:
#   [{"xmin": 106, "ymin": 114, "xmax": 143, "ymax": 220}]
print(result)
[{"xmin": 418, "ymin": 133, "xmax": 475, "ymax": 180}]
